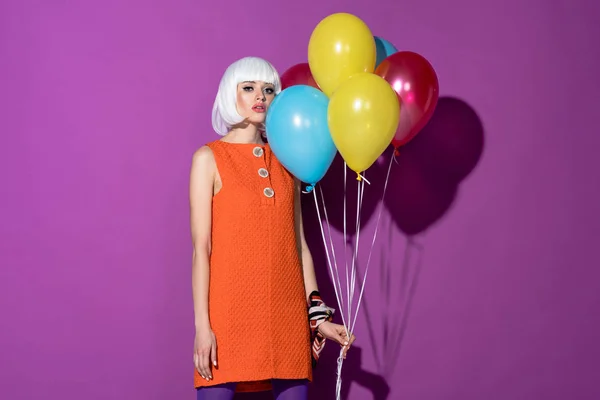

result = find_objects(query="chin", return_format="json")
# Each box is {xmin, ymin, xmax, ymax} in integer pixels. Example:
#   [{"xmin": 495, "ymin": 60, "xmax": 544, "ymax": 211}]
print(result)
[{"xmin": 247, "ymin": 116, "xmax": 267, "ymax": 125}]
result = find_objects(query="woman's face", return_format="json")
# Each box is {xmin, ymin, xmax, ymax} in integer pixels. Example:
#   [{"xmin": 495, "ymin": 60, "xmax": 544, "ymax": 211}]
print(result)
[{"xmin": 235, "ymin": 80, "xmax": 276, "ymax": 125}]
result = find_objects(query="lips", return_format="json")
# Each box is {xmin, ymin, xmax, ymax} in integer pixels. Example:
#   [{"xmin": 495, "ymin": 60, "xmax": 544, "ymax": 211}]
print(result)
[{"xmin": 252, "ymin": 103, "xmax": 265, "ymax": 113}]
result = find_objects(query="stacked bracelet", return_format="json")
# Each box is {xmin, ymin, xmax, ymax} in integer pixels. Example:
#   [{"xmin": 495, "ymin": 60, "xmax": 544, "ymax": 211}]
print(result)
[{"xmin": 308, "ymin": 290, "xmax": 335, "ymax": 367}]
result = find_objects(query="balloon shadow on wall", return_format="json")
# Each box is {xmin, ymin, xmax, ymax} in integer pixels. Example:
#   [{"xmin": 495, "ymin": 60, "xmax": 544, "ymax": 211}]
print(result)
[
  {"xmin": 382, "ymin": 96, "xmax": 485, "ymax": 235},
  {"xmin": 309, "ymin": 96, "xmax": 484, "ymax": 392},
  {"xmin": 359, "ymin": 96, "xmax": 485, "ymax": 380}
]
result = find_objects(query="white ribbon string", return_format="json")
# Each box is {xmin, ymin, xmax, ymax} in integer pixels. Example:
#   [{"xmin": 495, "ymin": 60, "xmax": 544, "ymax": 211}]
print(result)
[
  {"xmin": 312, "ymin": 187, "xmax": 348, "ymax": 333},
  {"xmin": 349, "ymin": 172, "xmax": 366, "ymax": 330},
  {"xmin": 313, "ymin": 185, "xmax": 351, "ymax": 400},
  {"xmin": 343, "ymin": 163, "xmax": 350, "ymax": 329},
  {"xmin": 350, "ymin": 154, "xmax": 394, "ymax": 334},
  {"xmin": 314, "ymin": 157, "xmax": 392, "ymax": 400},
  {"xmin": 318, "ymin": 185, "xmax": 346, "ymax": 335},
  {"xmin": 336, "ymin": 347, "xmax": 345, "ymax": 400}
]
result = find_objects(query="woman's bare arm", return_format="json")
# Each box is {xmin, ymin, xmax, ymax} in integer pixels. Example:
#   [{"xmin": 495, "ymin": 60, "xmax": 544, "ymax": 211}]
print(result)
[
  {"xmin": 190, "ymin": 146, "xmax": 219, "ymax": 379},
  {"xmin": 190, "ymin": 146, "xmax": 215, "ymax": 330},
  {"xmin": 294, "ymin": 179, "xmax": 319, "ymax": 301}
]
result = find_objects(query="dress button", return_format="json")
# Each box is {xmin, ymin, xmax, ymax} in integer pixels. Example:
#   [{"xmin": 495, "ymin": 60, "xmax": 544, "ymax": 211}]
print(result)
[
  {"xmin": 258, "ymin": 168, "xmax": 269, "ymax": 178},
  {"xmin": 253, "ymin": 147, "xmax": 264, "ymax": 157},
  {"xmin": 263, "ymin": 187, "xmax": 274, "ymax": 198}
]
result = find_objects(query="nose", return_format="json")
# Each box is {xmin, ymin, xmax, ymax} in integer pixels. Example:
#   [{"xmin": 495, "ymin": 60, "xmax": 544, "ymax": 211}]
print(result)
[{"xmin": 256, "ymin": 90, "xmax": 266, "ymax": 101}]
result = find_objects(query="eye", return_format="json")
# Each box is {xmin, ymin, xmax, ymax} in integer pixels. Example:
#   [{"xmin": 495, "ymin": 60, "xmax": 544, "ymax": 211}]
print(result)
[
  {"xmin": 243, "ymin": 86, "xmax": 254, "ymax": 92},
  {"xmin": 264, "ymin": 87, "xmax": 275, "ymax": 95}
]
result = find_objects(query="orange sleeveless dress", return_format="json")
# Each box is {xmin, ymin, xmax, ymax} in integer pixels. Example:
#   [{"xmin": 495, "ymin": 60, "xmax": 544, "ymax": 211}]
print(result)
[{"xmin": 194, "ymin": 140, "xmax": 313, "ymax": 393}]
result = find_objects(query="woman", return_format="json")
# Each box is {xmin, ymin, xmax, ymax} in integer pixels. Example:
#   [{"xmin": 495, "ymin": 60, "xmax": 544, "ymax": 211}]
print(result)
[{"xmin": 189, "ymin": 56, "xmax": 355, "ymax": 400}]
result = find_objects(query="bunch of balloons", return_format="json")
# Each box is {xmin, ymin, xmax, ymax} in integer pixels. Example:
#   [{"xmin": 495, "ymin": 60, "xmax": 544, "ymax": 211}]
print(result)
[{"xmin": 266, "ymin": 12, "xmax": 439, "ymax": 188}]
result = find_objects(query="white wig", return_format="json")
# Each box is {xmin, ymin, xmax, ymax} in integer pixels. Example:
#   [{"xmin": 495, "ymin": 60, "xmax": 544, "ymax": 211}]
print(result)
[{"xmin": 212, "ymin": 56, "xmax": 282, "ymax": 136}]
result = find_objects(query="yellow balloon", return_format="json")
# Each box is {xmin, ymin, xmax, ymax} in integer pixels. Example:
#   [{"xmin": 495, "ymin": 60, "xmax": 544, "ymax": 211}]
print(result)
[
  {"xmin": 328, "ymin": 73, "xmax": 400, "ymax": 175},
  {"xmin": 308, "ymin": 13, "xmax": 376, "ymax": 97}
]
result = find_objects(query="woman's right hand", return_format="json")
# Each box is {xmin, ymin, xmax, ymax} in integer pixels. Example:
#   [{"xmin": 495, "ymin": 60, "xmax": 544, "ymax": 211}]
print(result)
[{"xmin": 194, "ymin": 326, "xmax": 217, "ymax": 381}]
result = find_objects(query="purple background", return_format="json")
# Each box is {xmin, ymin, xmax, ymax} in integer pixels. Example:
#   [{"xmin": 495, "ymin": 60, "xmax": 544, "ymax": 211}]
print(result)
[{"xmin": 2, "ymin": 0, "xmax": 600, "ymax": 399}]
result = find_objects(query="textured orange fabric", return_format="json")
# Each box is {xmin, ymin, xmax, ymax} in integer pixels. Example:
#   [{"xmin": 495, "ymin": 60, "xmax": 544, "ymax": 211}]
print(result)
[{"xmin": 194, "ymin": 140, "xmax": 312, "ymax": 393}]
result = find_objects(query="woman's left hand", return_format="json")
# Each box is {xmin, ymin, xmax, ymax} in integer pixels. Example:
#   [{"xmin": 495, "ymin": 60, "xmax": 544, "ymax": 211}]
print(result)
[{"xmin": 317, "ymin": 321, "xmax": 356, "ymax": 359}]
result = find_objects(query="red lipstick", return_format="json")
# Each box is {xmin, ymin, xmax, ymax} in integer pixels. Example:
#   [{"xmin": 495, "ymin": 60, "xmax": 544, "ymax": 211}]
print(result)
[{"xmin": 252, "ymin": 103, "xmax": 265, "ymax": 113}]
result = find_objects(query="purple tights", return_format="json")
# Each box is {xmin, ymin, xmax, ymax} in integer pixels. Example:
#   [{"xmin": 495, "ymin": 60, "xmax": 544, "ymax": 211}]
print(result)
[{"xmin": 196, "ymin": 379, "xmax": 308, "ymax": 400}]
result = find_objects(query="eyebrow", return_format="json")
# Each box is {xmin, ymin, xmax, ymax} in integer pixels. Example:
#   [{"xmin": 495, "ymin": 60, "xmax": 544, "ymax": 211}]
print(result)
[{"xmin": 241, "ymin": 81, "xmax": 274, "ymax": 86}]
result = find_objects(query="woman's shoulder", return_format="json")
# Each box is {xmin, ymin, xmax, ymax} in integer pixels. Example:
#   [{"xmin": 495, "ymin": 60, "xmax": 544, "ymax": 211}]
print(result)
[
  {"xmin": 191, "ymin": 144, "xmax": 217, "ymax": 173},
  {"xmin": 192, "ymin": 137, "xmax": 226, "ymax": 158}
]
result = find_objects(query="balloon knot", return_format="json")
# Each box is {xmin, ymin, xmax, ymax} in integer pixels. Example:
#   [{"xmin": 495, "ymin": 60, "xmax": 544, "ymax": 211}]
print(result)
[
  {"xmin": 394, "ymin": 148, "xmax": 400, "ymax": 157},
  {"xmin": 355, "ymin": 173, "xmax": 371, "ymax": 185},
  {"xmin": 302, "ymin": 184, "xmax": 315, "ymax": 193}
]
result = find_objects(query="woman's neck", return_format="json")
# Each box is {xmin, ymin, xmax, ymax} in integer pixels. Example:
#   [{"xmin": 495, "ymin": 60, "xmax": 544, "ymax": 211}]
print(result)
[{"xmin": 224, "ymin": 125, "xmax": 264, "ymax": 145}]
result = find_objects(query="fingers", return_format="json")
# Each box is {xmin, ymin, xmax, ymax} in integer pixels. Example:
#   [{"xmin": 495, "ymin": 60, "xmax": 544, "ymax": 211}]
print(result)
[
  {"xmin": 340, "ymin": 331, "xmax": 356, "ymax": 359},
  {"xmin": 201, "ymin": 350, "xmax": 212, "ymax": 381},
  {"xmin": 336, "ymin": 327, "xmax": 350, "ymax": 346},
  {"xmin": 194, "ymin": 353, "xmax": 200, "ymax": 374},
  {"xmin": 195, "ymin": 352, "xmax": 207, "ymax": 381},
  {"xmin": 211, "ymin": 341, "xmax": 218, "ymax": 368},
  {"xmin": 348, "ymin": 333, "xmax": 356, "ymax": 347},
  {"xmin": 194, "ymin": 348, "xmax": 213, "ymax": 381}
]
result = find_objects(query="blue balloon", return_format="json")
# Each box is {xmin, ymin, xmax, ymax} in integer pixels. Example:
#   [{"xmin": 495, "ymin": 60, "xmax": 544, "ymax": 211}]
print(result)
[
  {"xmin": 265, "ymin": 85, "xmax": 336, "ymax": 188},
  {"xmin": 374, "ymin": 36, "xmax": 398, "ymax": 68}
]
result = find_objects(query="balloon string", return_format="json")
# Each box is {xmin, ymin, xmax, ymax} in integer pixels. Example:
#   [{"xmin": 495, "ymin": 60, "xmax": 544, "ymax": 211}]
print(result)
[
  {"xmin": 349, "ymin": 173, "xmax": 365, "ymax": 330},
  {"xmin": 336, "ymin": 347, "xmax": 345, "ymax": 400},
  {"xmin": 344, "ymin": 162, "xmax": 350, "ymax": 324},
  {"xmin": 350, "ymin": 153, "xmax": 394, "ymax": 333},
  {"xmin": 312, "ymin": 187, "xmax": 349, "ymax": 332},
  {"xmin": 314, "ymin": 186, "xmax": 351, "ymax": 400},
  {"xmin": 318, "ymin": 184, "xmax": 346, "ymax": 335}
]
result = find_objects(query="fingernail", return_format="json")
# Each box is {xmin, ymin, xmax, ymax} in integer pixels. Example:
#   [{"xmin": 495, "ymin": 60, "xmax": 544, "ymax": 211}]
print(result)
[
  {"xmin": 213, "ymin": 361, "xmax": 217, "ymax": 366},
  {"xmin": 344, "ymin": 342, "xmax": 349, "ymax": 345}
]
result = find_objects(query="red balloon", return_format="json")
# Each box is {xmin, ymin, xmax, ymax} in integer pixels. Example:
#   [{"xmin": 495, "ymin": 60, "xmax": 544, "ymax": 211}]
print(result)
[
  {"xmin": 375, "ymin": 51, "xmax": 439, "ymax": 148},
  {"xmin": 280, "ymin": 63, "xmax": 320, "ymax": 91}
]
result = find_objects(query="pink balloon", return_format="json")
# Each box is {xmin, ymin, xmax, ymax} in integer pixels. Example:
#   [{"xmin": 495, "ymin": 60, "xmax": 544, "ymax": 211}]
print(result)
[
  {"xmin": 280, "ymin": 63, "xmax": 320, "ymax": 91},
  {"xmin": 375, "ymin": 51, "xmax": 439, "ymax": 149}
]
